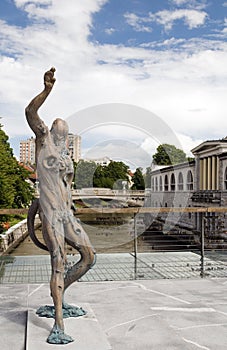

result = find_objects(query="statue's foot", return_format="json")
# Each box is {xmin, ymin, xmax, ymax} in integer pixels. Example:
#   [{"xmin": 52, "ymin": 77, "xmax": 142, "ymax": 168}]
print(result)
[
  {"xmin": 62, "ymin": 301, "xmax": 86, "ymax": 318},
  {"xmin": 36, "ymin": 305, "xmax": 55, "ymax": 318},
  {"xmin": 47, "ymin": 325, "xmax": 74, "ymax": 344},
  {"xmin": 36, "ymin": 303, "xmax": 86, "ymax": 318}
]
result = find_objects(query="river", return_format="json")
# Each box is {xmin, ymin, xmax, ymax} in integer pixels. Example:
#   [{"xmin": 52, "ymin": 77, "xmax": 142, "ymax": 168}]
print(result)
[{"xmin": 9, "ymin": 213, "xmax": 148, "ymax": 256}]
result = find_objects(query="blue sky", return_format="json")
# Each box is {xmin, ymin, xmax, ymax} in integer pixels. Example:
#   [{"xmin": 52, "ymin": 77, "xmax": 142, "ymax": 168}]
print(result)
[
  {"xmin": 90, "ymin": 0, "xmax": 219, "ymax": 45},
  {"xmin": 0, "ymin": 0, "xmax": 227, "ymax": 169}
]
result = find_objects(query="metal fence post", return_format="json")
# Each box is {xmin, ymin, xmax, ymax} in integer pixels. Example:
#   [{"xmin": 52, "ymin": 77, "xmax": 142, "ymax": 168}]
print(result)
[
  {"xmin": 133, "ymin": 213, "xmax": 138, "ymax": 279},
  {"xmin": 200, "ymin": 213, "xmax": 205, "ymax": 278}
]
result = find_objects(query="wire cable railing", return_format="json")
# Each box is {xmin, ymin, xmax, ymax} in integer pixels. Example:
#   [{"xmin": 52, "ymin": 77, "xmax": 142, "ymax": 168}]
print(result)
[{"xmin": 0, "ymin": 207, "xmax": 227, "ymax": 282}]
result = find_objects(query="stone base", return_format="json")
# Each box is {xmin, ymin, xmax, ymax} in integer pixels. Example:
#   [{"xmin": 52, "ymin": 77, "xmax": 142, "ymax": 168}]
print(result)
[{"xmin": 26, "ymin": 303, "xmax": 112, "ymax": 349}]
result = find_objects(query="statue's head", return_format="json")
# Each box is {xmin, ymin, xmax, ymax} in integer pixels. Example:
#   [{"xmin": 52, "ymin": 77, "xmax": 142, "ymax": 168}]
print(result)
[{"xmin": 50, "ymin": 118, "xmax": 69, "ymax": 144}]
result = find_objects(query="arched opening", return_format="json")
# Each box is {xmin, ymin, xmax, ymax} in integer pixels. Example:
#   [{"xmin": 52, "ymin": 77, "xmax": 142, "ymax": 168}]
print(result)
[
  {"xmin": 155, "ymin": 177, "xmax": 158, "ymax": 191},
  {"xmin": 164, "ymin": 175, "xmax": 169, "ymax": 191},
  {"xmin": 178, "ymin": 172, "xmax": 184, "ymax": 191},
  {"xmin": 170, "ymin": 173, "xmax": 176, "ymax": 191},
  {"xmin": 187, "ymin": 170, "xmax": 193, "ymax": 190},
  {"xmin": 159, "ymin": 176, "xmax": 163, "ymax": 191}
]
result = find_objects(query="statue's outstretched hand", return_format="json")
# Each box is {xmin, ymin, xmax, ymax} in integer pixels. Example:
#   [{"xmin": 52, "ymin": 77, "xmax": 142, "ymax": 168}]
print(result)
[{"xmin": 44, "ymin": 67, "xmax": 56, "ymax": 90}]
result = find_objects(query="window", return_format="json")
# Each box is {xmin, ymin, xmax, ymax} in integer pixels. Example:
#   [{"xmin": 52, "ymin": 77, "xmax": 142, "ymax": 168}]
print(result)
[
  {"xmin": 178, "ymin": 172, "xmax": 184, "ymax": 191},
  {"xmin": 159, "ymin": 176, "xmax": 163, "ymax": 191},
  {"xmin": 151, "ymin": 177, "xmax": 154, "ymax": 191},
  {"xmin": 170, "ymin": 173, "xmax": 176, "ymax": 191},
  {"xmin": 187, "ymin": 170, "xmax": 193, "ymax": 190},
  {"xmin": 164, "ymin": 175, "xmax": 169, "ymax": 191}
]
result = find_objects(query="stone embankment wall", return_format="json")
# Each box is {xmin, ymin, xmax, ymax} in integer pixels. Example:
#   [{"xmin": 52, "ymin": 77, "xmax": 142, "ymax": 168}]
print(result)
[{"xmin": 0, "ymin": 216, "xmax": 40, "ymax": 254}]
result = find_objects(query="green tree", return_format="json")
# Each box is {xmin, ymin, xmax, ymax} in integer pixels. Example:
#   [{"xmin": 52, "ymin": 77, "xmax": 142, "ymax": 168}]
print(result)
[
  {"xmin": 0, "ymin": 124, "xmax": 34, "ymax": 209},
  {"xmin": 131, "ymin": 168, "xmax": 145, "ymax": 190},
  {"xmin": 74, "ymin": 160, "xmax": 130, "ymax": 189},
  {"xmin": 93, "ymin": 165, "xmax": 103, "ymax": 188},
  {"xmin": 74, "ymin": 160, "xmax": 97, "ymax": 189},
  {"xmin": 13, "ymin": 165, "xmax": 35, "ymax": 207},
  {"xmin": 153, "ymin": 144, "xmax": 187, "ymax": 165},
  {"xmin": 144, "ymin": 167, "xmax": 151, "ymax": 188},
  {"xmin": 0, "ymin": 127, "xmax": 16, "ymax": 208},
  {"xmin": 102, "ymin": 161, "xmax": 129, "ymax": 189}
]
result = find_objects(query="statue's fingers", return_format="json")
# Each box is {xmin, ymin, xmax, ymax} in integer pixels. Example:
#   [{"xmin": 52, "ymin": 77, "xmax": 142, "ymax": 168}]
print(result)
[{"xmin": 44, "ymin": 68, "xmax": 55, "ymax": 80}]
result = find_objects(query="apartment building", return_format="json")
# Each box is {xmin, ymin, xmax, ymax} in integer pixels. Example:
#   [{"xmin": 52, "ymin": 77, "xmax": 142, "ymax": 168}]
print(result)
[
  {"xmin": 68, "ymin": 133, "xmax": 81, "ymax": 163},
  {"xmin": 20, "ymin": 133, "xmax": 81, "ymax": 164},
  {"xmin": 19, "ymin": 137, "xmax": 35, "ymax": 165}
]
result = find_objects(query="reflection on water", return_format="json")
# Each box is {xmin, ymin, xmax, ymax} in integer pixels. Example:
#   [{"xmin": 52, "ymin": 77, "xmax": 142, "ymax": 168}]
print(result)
[{"xmin": 9, "ymin": 214, "xmax": 147, "ymax": 256}]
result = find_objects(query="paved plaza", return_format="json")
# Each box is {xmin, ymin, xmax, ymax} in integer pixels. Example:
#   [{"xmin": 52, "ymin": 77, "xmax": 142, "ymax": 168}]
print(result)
[
  {"xmin": 1, "ymin": 277, "xmax": 227, "ymax": 349},
  {"xmin": 0, "ymin": 252, "xmax": 227, "ymax": 348}
]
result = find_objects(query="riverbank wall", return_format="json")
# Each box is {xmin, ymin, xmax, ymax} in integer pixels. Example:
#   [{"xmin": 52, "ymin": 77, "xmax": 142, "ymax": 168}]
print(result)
[{"xmin": 0, "ymin": 216, "xmax": 40, "ymax": 255}]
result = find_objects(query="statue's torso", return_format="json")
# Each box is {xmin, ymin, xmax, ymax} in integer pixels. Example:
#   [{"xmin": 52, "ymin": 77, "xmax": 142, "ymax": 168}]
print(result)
[{"xmin": 37, "ymin": 131, "xmax": 74, "ymax": 216}]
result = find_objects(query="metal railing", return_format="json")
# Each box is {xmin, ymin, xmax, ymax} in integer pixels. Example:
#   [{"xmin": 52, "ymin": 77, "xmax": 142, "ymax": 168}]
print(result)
[{"xmin": 0, "ymin": 207, "xmax": 227, "ymax": 282}]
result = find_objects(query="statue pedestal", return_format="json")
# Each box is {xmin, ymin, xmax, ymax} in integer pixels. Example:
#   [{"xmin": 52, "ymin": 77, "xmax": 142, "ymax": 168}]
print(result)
[{"xmin": 26, "ymin": 303, "xmax": 112, "ymax": 349}]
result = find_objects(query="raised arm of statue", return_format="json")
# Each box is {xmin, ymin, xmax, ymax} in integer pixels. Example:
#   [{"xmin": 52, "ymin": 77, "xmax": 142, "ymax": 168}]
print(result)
[{"xmin": 25, "ymin": 67, "xmax": 56, "ymax": 136}]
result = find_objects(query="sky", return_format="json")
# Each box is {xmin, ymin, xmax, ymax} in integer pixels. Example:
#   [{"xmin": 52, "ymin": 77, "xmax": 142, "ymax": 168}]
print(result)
[{"xmin": 0, "ymin": 0, "xmax": 227, "ymax": 170}]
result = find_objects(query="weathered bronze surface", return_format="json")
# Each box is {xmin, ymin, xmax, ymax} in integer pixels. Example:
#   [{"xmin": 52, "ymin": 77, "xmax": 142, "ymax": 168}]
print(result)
[{"xmin": 26, "ymin": 68, "xmax": 96, "ymax": 344}]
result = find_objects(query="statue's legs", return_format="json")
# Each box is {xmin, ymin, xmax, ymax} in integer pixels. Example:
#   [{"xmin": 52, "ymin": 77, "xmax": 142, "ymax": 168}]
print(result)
[
  {"xmin": 42, "ymin": 216, "xmax": 73, "ymax": 344},
  {"xmin": 64, "ymin": 220, "xmax": 96, "ymax": 292}
]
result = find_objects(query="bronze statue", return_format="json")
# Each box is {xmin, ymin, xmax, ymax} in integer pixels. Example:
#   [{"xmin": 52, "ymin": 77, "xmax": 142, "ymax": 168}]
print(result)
[{"xmin": 26, "ymin": 68, "xmax": 96, "ymax": 344}]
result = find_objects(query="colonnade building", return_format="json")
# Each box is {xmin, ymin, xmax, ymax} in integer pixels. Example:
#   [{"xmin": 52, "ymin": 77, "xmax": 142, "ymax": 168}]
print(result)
[{"xmin": 146, "ymin": 138, "xmax": 227, "ymax": 237}]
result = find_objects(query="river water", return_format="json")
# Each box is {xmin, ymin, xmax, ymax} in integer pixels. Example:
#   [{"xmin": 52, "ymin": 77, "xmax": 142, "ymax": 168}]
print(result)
[{"xmin": 10, "ymin": 213, "xmax": 148, "ymax": 256}]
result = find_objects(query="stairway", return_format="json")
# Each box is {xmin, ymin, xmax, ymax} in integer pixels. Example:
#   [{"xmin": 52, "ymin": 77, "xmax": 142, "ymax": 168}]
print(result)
[{"xmin": 139, "ymin": 229, "xmax": 199, "ymax": 252}]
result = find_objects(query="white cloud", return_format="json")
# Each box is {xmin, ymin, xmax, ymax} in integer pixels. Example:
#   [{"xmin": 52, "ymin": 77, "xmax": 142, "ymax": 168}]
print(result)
[
  {"xmin": 83, "ymin": 140, "xmax": 152, "ymax": 170},
  {"xmin": 176, "ymin": 133, "xmax": 204, "ymax": 156},
  {"xmin": 0, "ymin": 0, "xmax": 227, "ymax": 171},
  {"xmin": 152, "ymin": 9, "xmax": 208, "ymax": 30},
  {"xmin": 125, "ymin": 9, "xmax": 207, "ymax": 33},
  {"xmin": 105, "ymin": 27, "xmax": 116, "ymax": 35},
  {"xmin": 124, "ymin": 13, "xmax": 152, "ymax": 32},
  {"xmin": 172, "ymin": 0, "xmax": 208, "ymax": 10},
  {"xmin": 172, "ymin": 0, "xmax": 189, "ymax": 4},
  {"xmin": 222, "ymin": 18, "xmax": 227, "ymax": 33}
]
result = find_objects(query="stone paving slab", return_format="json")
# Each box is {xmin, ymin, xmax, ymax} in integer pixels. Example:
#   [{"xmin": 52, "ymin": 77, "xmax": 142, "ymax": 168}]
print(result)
[
  {"xmin": 1, "ymin": 279, "xmax": 227, "ymax": 349},
  {"xmin": 26, "ymin": 303, "xmax": 112, "ymax": 350},
  {"xmin": 0, "ymin": 284, "xmax": 28, "ymax": 350}
]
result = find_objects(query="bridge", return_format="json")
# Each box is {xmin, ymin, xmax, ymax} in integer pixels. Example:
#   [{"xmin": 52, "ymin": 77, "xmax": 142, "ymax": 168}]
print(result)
[{"xmin": 71, "ymin": 188, "xmax": 146, "ymax": 205}]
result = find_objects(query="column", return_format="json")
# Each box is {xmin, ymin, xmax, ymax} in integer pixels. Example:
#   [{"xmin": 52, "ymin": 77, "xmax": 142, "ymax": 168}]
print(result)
[
  {"xmin": 200, "ymin": 159, "xmax": 203, "ymax": 190},
  {"xmin": 207, "ymin": 157, "xmax": 211, "ymax": 190},
  {"xmin": 212, "ymin": 156, "xmax": 216, "ymax": 190},
  {"xmin": 203, "ymin": 158, "xmax": 207, "ymax": 190},
  {"xmin": 216, "ymin": 157, "xmax": 219, "ymax": 190}
]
